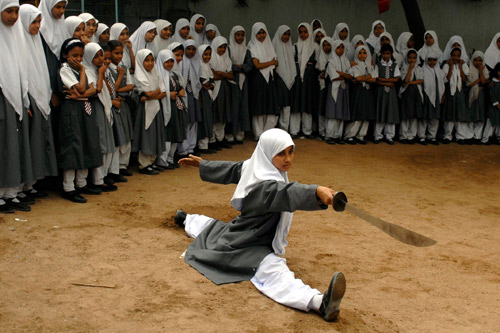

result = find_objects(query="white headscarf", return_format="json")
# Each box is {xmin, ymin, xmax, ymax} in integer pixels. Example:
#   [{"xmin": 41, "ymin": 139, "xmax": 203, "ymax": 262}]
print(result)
[
  {"xmin": 332, "ymin": 23, "xmax": 354, "ymax": 61},
  {"xmin": 484, "ymin": 32, "xmax": 500, "ymax": 69},
  {"xmin": 316, "ymin": 36, "xmax": 334, "ymax": 71},
  {"xmin": 78, "ymin": 12, "xmax": 97, "ymax": 42},
  {"xmin": 134, "ymin": 49, "xmax": 164, "ymax": 130},
  {"xmin": 366, "ymin": 20, "xmax": 385, "ymax": 50},
  {"xmin": 417, "ymin": 30, "xmax": 442, "ymax": 63},
  {"xmin": 375, "ymin": 32, "xmax": 403, "ymax": 66},
  {"xmin": 209, "ymin": 36, "xmax": 232, "ymax": 99},
  {"xmin": 349, "ymin": 45, "xmax": 375, "ymax": 89},
  {"xmin": 39, "ymin": 0, "xmax": 68, "ymax": 58},
  {"xmin": 229, "ymin": 25, "xmax": 247, "ymax": 90},
  {"xmin": 130, "ymin": 21, "xmax": 156, "ymax": 55},
  {"xmin": 155, "ymin": 49, "xmax": 174, "ymax": 126},
  {"xmin": 326, "ymin": 40, "xmax": 351, "ymax": 102},
  {"xmin": 95, "ymin": 23, "xmax": 109, "ymax": 42},
  {"xmin": 313, "ymin": 27, "xmax": 326, "ymax": 59},
  {"xmin": 110, "ymin": 23, "xmax": 132, "ymax": 68},
  {"xmin": 248, "ymin": 22, "xmax": 276, "ymax": 83},
  {"xmin": 151, "ymin": 19, "xmax": 172, "ymax": 56},
  {"xmin": 167, "ymin": 42, "xmax": 184, "ymax": 77},
  {"xmin": 203, "ymin": 23, "xmax": 220, "ymax": 46},
  {"xmin": 180, "ymin": 39, "xmax": 201, "ymax": 97},
  {"xmin": 399, "ymin": 49, "xmax": 423, "ymax": 101},
  {"xmin": 441, "ymin": 35, "xmax": 469, "ymax": 63},
  {"xmin": 20, "ymin": 4, "xmax": 52, "ymax": 119},
  {"xmin": 198, "ymin": 44, "xmax": 214, "ymax": 100},
  {"xmin": 189, "ymin": 14, "xmax": 206, "ymax": 46},
  {"xmin": 396, "ymin": 32, "xmax": 412, "ymax": 56},
  {"xmin": 295, "ymin": 22, "xmax": 315, "ymax": 80},
  {"xmin": 231, "ymin": 128, "xmax": 295, "ymax": 256},
  {"xmin": 467, "ymin": 50, "xmax": 489, "ymax": 107},
  {"xmin": 423, "ymin": 51, "xmax": 446, "ymax": 108},
  {"xmin": 350, "ymin": 34, "xmax": 366, "ymax": 62},
  {"xmin": 272, "ymin": 25, "xmax": 296, "ymax": 90},
  {"xmin": 0, "ymin": 0, "xmax": 29, "ymax": 120},
  {"xmin": 64, "ymin": 16, "xmax": 83, "ymax": 38},
  {"xmin": 172, "ymin": 18, "xmax": 190, "ymax": 44},
  {"xmin": 310, "ymin": 18, "xmax": 323, "ymax": 31}
]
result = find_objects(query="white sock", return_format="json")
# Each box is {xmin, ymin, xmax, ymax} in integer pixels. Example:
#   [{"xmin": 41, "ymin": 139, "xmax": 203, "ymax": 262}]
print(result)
[{"xmin": 308, "ymin": 294, "xmax": 323, "ymax": 312}]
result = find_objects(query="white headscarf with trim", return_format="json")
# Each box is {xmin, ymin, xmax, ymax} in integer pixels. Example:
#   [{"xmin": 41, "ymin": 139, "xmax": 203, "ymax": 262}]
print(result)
[
  {"xmin": 39, "ymin": 0, "xmax": 68, "ymax": 58},
  {"xmin": 272, "ymin": 25, "xmax": 296, "ymax": 90}
]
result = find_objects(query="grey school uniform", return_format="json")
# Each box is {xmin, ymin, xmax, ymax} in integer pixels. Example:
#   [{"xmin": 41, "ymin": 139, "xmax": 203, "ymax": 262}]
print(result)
[
  {"xmin": 132, "ymin": 99, "xmax": 165, "ymax": 157},
  {"xmin": 108, "ymin": 64, "xmax": 134, "ymax": 147},
  {"xmin": 198, "ymin": 77, "xmax": 214, "ymax": 141},
  {"xmin": 91, "ymin": 97, "xmax": 115, "ymax": 154},
  {"xmin": 442, "ymin": 63, "xmax": 469, "ymax": 140},
  {"xmin": 482, "ymin": 80, "xmax": 500, "ymax": 142},
  {"xmin": 374, "ymin": 60, "xmax": 400, "ymax": 140},
  {"xmin": 185, "ymin": 160, "xmax": 326, "ymax": 285},
  {"xmin": 166, "ymin": 72, "xmax": 188, "ymax": 144},
  {"xmin": 228, "ymin": 49, "xmax": 252, "ymax": 138}
]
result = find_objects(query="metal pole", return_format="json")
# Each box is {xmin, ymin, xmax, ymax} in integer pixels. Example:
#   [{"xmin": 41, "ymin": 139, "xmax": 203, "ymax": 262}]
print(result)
[
  {"xmin": 81, "ymin": 0, "xmax": 84, "ymax": 12},
  {"xmin": 115, "ymin": 0, "xmax": 119, "ymax": 22}
]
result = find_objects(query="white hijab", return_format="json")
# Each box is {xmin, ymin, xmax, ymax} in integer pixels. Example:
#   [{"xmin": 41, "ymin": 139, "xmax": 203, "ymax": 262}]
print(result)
[
  {"xmin": 316, "ymin": 37, "xmax": 334, "ymax": 72},
  {"xmin": 366, "ymin": 20, "xmax": 385, "ymax": 50},
  {"xmin": 151, "ymin": 19, "xmax": 172, "ymax": 57},
  {"xmin": 64, "ymin": 16, "xmax": 83, "ymax": 38},
  {"xmin": 231, "ymin": 128, "xmax": 295, "ymax": 256},
  {"xmin": 229, "ymin": 25, "xmax": 247, "ymax": 90},
  {"xmin": 209, "ymin": 36, "xmax": 232, "ymax": 99},
  {"xmin": 350, "ymin": 45, "xmax": 375, "ymax": 89},
  {"xmin": 134, "ymin": 49, "xmax": 164, "ymax": 129},
  {"xmin": 417, "ymin": 30, "xmax": 442, "ymax": 63},
  {"xmin": 172, "ymin": 18, "xmax": 190, "ymax": 44},
  {"xmin": 110, "ymin": 23, "xmax": 131, "ymax": 68},
  {"xmin": 248, "ymin": 22, "xmax": 276, "ymax": 83},
  {"xmin": 350, "ymin": 34, "xmax": 366, "ymax": 62},
  {"xmin": 155, "ymin": 49, "xmax": 174, "ymax": 126},
  {"xmin": 78, "ymin": 12, "xmax": 97, "ymax": 42},
  {"xmin": 441, "ymin": 35, "xmax": 469, "ymax": 63},
  {"xmin": 39, "ymin": 0, "xmax": 68, "ymax": 58},
  {"xmin": 332, "ymin": 23, "xmax": 354, "ymax": 61},
  {"xmin": 272, "ymin": 25, "xmax": 296, "ymax": 90},
  {"xmin": 467, "ymin": 51, "xmax": 489, "ymax": 107},
  {"xmin": 180, "ymin": 39, "xmax": 201, "ymax": 97},
  {"xmin": 375, "ymin": 32, "xmax": 403, "ymax": 66},
  {"xmin": 96, "ymin": 23, "xmax": 109, "ymax": 42},
  {"xmin": 484, "ymin": 32, "xmax": 500, "ymax": 69},
  {"xmin": 130, "ymin": 21, "xmax": 156, "ymax": 56},
  {"xmin": 189, "ymin": 14, "xmax": 206, "ymax": 46},
  {"xmin": 326, "ymin": 40, "xmax": 351, "ymax": 102},
  {"xmin": 423, "ymin": 51, "xmax": 446, "ymax": 108},
  {"xmin": 203, "ymin": 23, "xmax": 220, "ymax": 46},
  {"xmin": 198, "ymin": 44, "xmax": 214, "ymax": 100},
  {"xmin": 20, "ymin": 4, "xmax": 52, "ymax": 119},
  {"xmin": 310, "ymin": 19, "xmax": 323, "ymax": 30},
  {"xmin": 167, "ymin": 42, "xmax": 184, "ymax": 78},
  {"xmin": 295, "ymin": 22, "xmax": 315, "ymax": 80},
  {"xmin": 396, "ymin": 32, "xmax": 412, "ymax": 56},
  {"xmin": 399, "ymin": 49, "xmax": 423, "ymax": 101}
]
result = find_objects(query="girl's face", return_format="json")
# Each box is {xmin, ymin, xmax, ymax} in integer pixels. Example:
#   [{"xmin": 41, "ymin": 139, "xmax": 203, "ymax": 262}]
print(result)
[
  {"xmin": 407, "ymin": 52, "xmax": 417, "ymax": 64},
  {"xmin": 322, "ymin": 40, "xmax": 331, "ymax": 54},
  {"xmin": 143, "ymin": 54, "xmax": 155, "ymax": 72},
  {"xmin": 51, "ymin": 1, "xmax": 66, "ymax": 20},
  {"xmin": 452, "ymin": 42, "xmax": 461, "ymax": 49},
  {"xmin": 92, "ymin": 49, "xmax": 104, "ymax": 67},
  {"xmin": 281, "ymin": 29, "xmax": 291, "ymax": 43},
  {"xmin": 160, "ymin": 26, "xmax": 171, "ymax": 39},
  {"xmin": 373, "ymin": 23, "xmax": 384, "ymax": 37},
  {"xmin": 272, "ymin": 145, "xmax": 294, "ymax": 172},
  {"xmin": 298, "ymin": 26, "xmax": 309, "ymax": 41},
  {"xmin": 381, "ymin": 50, "xmax": 392, "ymax": 62},
  {"xmin": 173, "ymin": 49, "xmax": 184, "ymax": 63},
  {"xmin": 451, "ymin": 49, "xmax": 462, "ymax": 62},
  {"xmin": 118, "ymin": 28, "xmax": 129, "ymax": 44},
  {"xmin": 179, "ymin": 25, "xmax": 190, "ymax": 39},
  {"xmin": 103, "ymin": 50, "xmax": 111, "ymax": 66},
  {"xmin": 145, "ymin": 28, "xmax": 157, "ymax": 42},
  {"xmin": 381, "ymin": 36, "xmax": 390, "ymax": 45},
  {"xmin": 206, "ymin": 30, "xmax": 216, "ymax": 41},
  {"xmin": 29, "ymin": 14, "xmax": 42, "ymax": 35},
  {"xmin": 428, "ymin": 58, "xmax": 437, "ymax": 68},
  {"xmin": 234, "ymin": 30, "xmax": 245, "ymax": 44},
  {"xmin": 1, "ymin": 6, "xmax": 19, "ymax": 26},
  {"xmin": 339, "ymin": 28, "xmax": 348, "ymax": 41},
  {"xmin": 73, "ymin": 22, "xmax": 85, "ymax": 39},
  {"xmin": 99, "ymin": 28, "xmax": 110, "ymax": 43},
  {"xmin": 472, "ymin": 56, "xmax": 483, "ymax": 69},
  {"xmin": 110, "ymin": 45, "xmax": 123, "ymax": 65},
  {"xmin": 217, "ymin": 44, "xmax": 227, "ymax": 56},
  {"xmin": 256, "ymin": 29, "xmax": 266, "ymax": 43},
  {"xmin": 66, "ymin": 46, "xmax": 84, "ymax": 69},
  {"xmin": 202, "ymin": 48, "xmax": 211, "ymax": 63},
  {"xmin": 314, "ymin": 31, "xmax": 324, "ymax": 44},
  {"xmin": 355, "ymin": 40, "xmax": 364, "ymax": 48},
  {"xmin": 163, "ymin": 59, "xmax": 175, "ymax": 71},
  {"xmin": 335, "ymin": 44, "xmax": 344, "ymax": 57},
  {"xmin": 195, "ymin": 17, "xmax": 205, "ymax": 33},
  {"xmin": 85, "ymin": 19, "xmax": 96, "ymax": 37},
  {"xmin": 425, "ymin": 33, "xmax": 434, "ymax": 46},
  {"xmin": 358, "ymin": 48, "xmax": 367, "ymax": 62},
  {"xmin": 312, "ymin": 20, "xmax": 321, "ymax": 31},
  {"xmin": 407, "ymin": 35, "xmax": 415, "ymax": 49},
  {"xmin": 185, "ymin": 45, "xmax": 196, "ymax": 59}
]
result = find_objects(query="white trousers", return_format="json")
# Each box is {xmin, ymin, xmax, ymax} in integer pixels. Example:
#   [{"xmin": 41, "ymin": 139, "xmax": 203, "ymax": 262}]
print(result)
[
  {"xmin": 93, "ymin": 151, "xmax": 115, "ymax": 185},
  {"xmin": 0, "ymin": 187, "xmax": 19, "ymax": 200},
  {"xmin": 178, "ymin": 122, "xmax": 198, "ymax": 155},
  {"xmin": 63, "ymin": 169, "xmax": 88, "ymax": 192},
  {"xmin": 211, "ymin": 122, "xmax": 225, "ymax": 142},
  {"xmin": 482, "ymin": 119, "xmax": 500, "ymax": 143},
  {"xmin": 301, "ymin": 113, "xmax": 312, "ymax": 135},
  {"xmin": 318, "ymin": 115, "xmax": 326, "ymax": 137},
  {"xmin": 417, "ymin": 119, "xmax": 439, "ymax": 139},
  {"xmin": 225, "ymin": 131, "xmax": 244, "ymax": 142},
  {"xmin": 184, "ymin": 213, "xmax": 322, "ymax": 312},
  {"xmin": 252, "ymin": 115, "xmax": 278, "ymax": 139},
  {"xmin": 167, "ymin": 142, "xmax": 178, "ymax": 164},
  {"xmin": 443, "ymin": 121, "xmax": 455, "ymax": 140},
  {"xmin": 198, "ymin": 137, "xmax": 209, "ymax": 150},
  {"xmin": 278, "ymin": 106, "xmax": 291, "ymax": 132},
  {"xmin": 119, "ymin": 141, "xmax": 131, "ymax": 170},
  {"xmin": 344, "ymin": 120, "xmax": 369, "ymax": 140},
  {"xmin": 374, "ymin": 123, "xmax": 395, "ymax": 140},
  {"xmin": 455, "ymin": 122, "xmax": 473, "ymax": 140},
  {"xmin": 326, "ymin": 119, "xmax": 344, "ymax": 139},
  {"xmin": 110, "ymin": 148, "xmax": 120, "ymax": 174},
  {"xmin": 158, "ymin": 142, "xmax": 171, "ymax": 167},
  {"xmin": 399, "ymin": 118, "xmax": 417, "ymax": 140},
  {"xmin": 473, "ymin": 122, "xmax": 484, "ymax": 140}
]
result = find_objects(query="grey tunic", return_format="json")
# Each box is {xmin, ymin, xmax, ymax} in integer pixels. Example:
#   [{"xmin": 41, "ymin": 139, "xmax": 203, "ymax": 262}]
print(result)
[
  {"xmin": 487, "ymin": 81, "xmax": 500, "ymax": 126},
  {"xmin": 92, "ymin": 98, "xmax": 116, "ymax": 154},
  {"xmin": 109, "ymin": 65, "xmax": 134, "ymax": 147},
  {"xmin": 198, "ymin": 78, "xmax": 214, "ymax": 139},
  {"xmin": 375, "ymin": 62, "xmax": 400, "ymax": 124},
  {"xmin": 185, "ymin": 160, "xmax": 327, "ymax": 285},
  {"xmin": 228, "ymin": 49, "xmax": 252, "ymax": 134}
]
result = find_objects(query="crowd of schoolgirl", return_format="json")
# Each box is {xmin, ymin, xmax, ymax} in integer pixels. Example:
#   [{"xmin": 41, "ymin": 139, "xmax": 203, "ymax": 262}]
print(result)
[{"xmin": 1, "ymin": 0, "xmax": 500, "ymax": 211}]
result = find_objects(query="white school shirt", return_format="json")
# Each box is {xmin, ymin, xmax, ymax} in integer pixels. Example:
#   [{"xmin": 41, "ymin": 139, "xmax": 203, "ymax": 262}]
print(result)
[
  {"xmin": 109, "ymin": 63, "xmax": 133, "ymax": 85},
  {"xmin": 373, "ymin": 59, "xmax": 401, "ymax": 78}
]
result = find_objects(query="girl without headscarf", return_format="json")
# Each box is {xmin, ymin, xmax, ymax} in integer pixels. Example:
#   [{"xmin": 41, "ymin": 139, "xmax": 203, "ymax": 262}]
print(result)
[{"xmin": 176, "ymin": 128, "xmax": 346, "ymax": 323}]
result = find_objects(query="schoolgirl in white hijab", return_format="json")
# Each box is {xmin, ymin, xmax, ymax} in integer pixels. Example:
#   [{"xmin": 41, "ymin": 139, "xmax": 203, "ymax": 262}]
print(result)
[
  {"xmin": 130, "ymin": 21, "xmax": 156, "ymax": 56},
  {"xmin": 95, "ymin": 23, "xmax": 109, "ymax": 43},
  {"xmin": 190, "ymin": 14, "xmax": 206, "ymax": 46},
  {"xmin": 172, "ymin": 18, "xmax": 190, "ymax": 44},
  {"xmin": 396, "ymin": 32, "xmax": 413, "ymax": 57},
  {"xmin": 110, "ymin": 23, "xmax": 134, "ymax": 69},
  {"xmin": 229, "ymin": 25, "xmax": 247, "ymax": 89},
  {"xmin": 39, "ymin": 0, "xmax": 68, "ymax": 58},
  {"xmin": 467, "ymin": 50, "xmax": 489, "ymax": 142},
  {"xmin": 203, "ymin": 23, "xmax": 220, "ymax": 46},
  {"xmin": 316, "ymin": 37, "xmax": 334, "ymax": 79},
  {"xmin": 350, "ymin": 34, "xmax": 367, "ymax": 61},
  {"xmin": 310, "ymin": 18, "xmax": 324, "ymax": 32},
  {"xmin": 441, "ymin": 35, "xmax": 469, "ymax": 63},
  {"xmin": 198, "ymin": 44, "xmax": 214, "ymax": 99},
  {"xmin": 417, "ymin": 30, "xmax": 442, "ymax": 64},
  {"xmin": 484, "ymin": 32, "xmax": 500, "ymax": 70},
  {"xmin": 332, "ymin": 23, "xmax": 354, "ymax": 61},
  {"xmin": 151, "ymin": 19, "xmax": 172, "ymax": 57},
  {"xmin": 78, "ymin": 12, "xmax": 98, "ymax": 42},
  {"xmin": 64, "ymin": 16, "xmax": 84, "ymax": 39},
  {"xmin": 326, "ymin": 40, "xmax": 351, "ymax": 105},
  {"xmin": 209, "ymin": 36, "xmax": 233, "ymax": 101},
  {"xmin": 375, "ymin": 32, "xmax": 403, "ymax": 67},
  {"xmin": 248, "ymin": 22, "xmax": 277, "ymax": 83},
  {"xmin": 181, "ymin": 39, "xmax": 202, "ymax": 98},
  {"xmin": 295, "ymin": 22, "xmax": 315, "ymax": 81},
  {"xmin": 366, "ymin": 20, "xmax": 385, "ymax": 53},
  {"xmin": 155, "ymin": 49, "xmax": 173, "ymax": 126}
]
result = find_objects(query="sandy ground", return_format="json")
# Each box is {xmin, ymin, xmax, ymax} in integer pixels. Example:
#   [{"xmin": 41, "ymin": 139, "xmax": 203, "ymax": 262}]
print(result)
[{"xmin": 1, "ymin": 139, "xmax": 499, "ymax": 332}]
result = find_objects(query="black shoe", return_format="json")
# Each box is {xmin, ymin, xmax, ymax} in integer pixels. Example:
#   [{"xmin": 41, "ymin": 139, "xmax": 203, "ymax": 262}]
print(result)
[
  {"xmin": 0, "ymin": 202, "xmax": 14, "ymax": 213},
  {"xmin": 139, "ymin": 166, "xmax": 159, "ymax": 175},
  {"xmin": 373, "ymin": 139, "xmax": 381, "ymax": 144},
  {"xmin": 457, "ymin": 139, "xmax": 465, "ymax": 145},
  {"xmin": 291, "ymin": 134, "xmax": 298, "ymax": 139},
  {"xmin": 197, "ymin": 148, "xmax": 217, "ymax": 154},
  {"xmin": 400, "ymin": 139, "xmax": 408, "ymax": 144},
  {"xmin": 110, "ymin": 173, "xmax": 128, "ymax": 182},
  {"xmin": 165, "ymin": 164, "xmax": 176, "ymax": 170},
  {"xmin": 429, "ymin": 138, "xmax": 439, "ymax": 145},
  {"xmin": 26, "ymin": 190, "xmax": 48, "ymax": 198},
  {"xmin": 234, "ymin": 140, "xmax": 244, "ymax": 145},
  {"xmin": 320, "ymin": 272, "xmax": 346, "ymax": 322},
  {"xmin": 442, "ymin": 138, "xmax": 451, "ymax": 144},
  {"xmin": 174, "ymin": 209, "xmax": 187, "ymax": 227},
  {"xmin": 99, "ymin": 184, "xmax": 118, "ymax": 192},
  {"xmin": 7, "ymin": 198, "xmax": 31, "ymax": 212},
  {"xmin": 17, "ymin": 193, "xmax": 36, "ymax": 205},
  {"xmin": 355, "ymin": 138, "xmax": 367, "ymax": 145},
  {"xmin": 208, "ymin": 142, "xmax": 222, "ymax": 151},
  {"xmin": 224, "ymin": 140, "xmax": 236, "ymax": 145},
  {"xmin": 63, "ymin": 191, "xmax": 87, "ymax": 203},
  {"xmin": 345, "ymin": 138, "xmax": 356, "ymax": 145},
  {"xmin": 481, "ymin": 140, "xmax": 491, "ymax": 146},
  {"xmin": 119, "ymin": 168, "xmax": 133, "ymax": 177},
  {"xmin": 174, "ymin": 162, "xmax": 180, "ymax": 169},
  {"xmin": 473, "ymin": 139, "xmax": 482, "ymax": 145},
  {"xmin": 385, "ymin": 138, "xmax": 395, "ymax": 145},
  {"xmin": 103, "ymin": 175, "xmax": 115, "ymax": 185},
  {"xmin": 418, "ymin": 138, "xmax": 428, "ymax": 145},
  {"xmin": 78, "ymin": 185, "xmax": 102, "ymax": 195},
  {"xmin": 152, "ymin": 164, "xmax": 165, "ymax": 172},
  {"xmin": 219, "ymin": 141, "xmax": 233, "ymax": 149},
  {"xmin": 335, "ymin": 138, "xmax": 346, "ymax": 145},
  {"xmin": 326, "ymin": 138, "xmax": 336, "ymax": 145},
  {"xmin": 465, "ymin": 139, "xmax": 474, "ymax": 145},
  {"xmin": 407, "ymin": 138, "xmax": 415, "ymax": 145}
]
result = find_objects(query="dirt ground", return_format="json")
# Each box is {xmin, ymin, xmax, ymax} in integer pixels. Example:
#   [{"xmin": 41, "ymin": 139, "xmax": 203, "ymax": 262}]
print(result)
[{"xmin": 1, "ymin": 138, "xmax": 499, "ymax": 332}]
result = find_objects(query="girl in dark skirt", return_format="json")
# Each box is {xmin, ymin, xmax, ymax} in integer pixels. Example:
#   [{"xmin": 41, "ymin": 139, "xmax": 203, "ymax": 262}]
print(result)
[
  {"xmin": 197, "ymin": 44, "xmax": 216, "ymax": 154},
  {"xmin": 481, "ymin": 63, "xmax": 500, "ymax": 144},
  {"xmin": 315, "ymin": 36, "xmax": 334, "ymax": 140},
  {"xmin": 466, "ymin": 51, "xmax": 489, "ymax": 144}
]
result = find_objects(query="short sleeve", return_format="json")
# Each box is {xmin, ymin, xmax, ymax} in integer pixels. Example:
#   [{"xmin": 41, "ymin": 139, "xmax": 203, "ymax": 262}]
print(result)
[{"xmin": 60, "ymin": 65, "xmax": 79, "ymax": 88}]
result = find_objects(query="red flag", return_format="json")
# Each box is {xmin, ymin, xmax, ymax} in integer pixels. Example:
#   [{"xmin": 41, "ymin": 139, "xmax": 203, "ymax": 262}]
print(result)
[{"xmin": 379, "ymin": 0, "xmax": 391, "ymax": 13}]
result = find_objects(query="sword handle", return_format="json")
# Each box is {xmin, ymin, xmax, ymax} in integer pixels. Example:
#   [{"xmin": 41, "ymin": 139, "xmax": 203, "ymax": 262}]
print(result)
[{"xmin": 333, "ymin": 191, "xmax": 348, "ymax": 212}]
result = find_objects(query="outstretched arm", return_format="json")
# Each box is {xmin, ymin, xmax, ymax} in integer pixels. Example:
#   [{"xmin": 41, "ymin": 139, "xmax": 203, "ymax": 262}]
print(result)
[{"xmin": 179, "ymin": 155, "xmax": 243, "ymax": 184}]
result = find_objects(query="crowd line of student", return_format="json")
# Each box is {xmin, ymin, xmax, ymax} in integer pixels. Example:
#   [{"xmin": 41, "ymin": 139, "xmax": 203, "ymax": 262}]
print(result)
[{"xmin": 1, "ymin": 0, "xmax": 500, "ymax": 212}]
